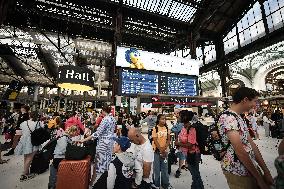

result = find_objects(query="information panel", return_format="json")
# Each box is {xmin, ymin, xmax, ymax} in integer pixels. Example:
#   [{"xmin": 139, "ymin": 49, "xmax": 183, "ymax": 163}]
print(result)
[
  {"xmin": 120, "ymin": 69, "xmax": 159, "ymax": 95},
  {"xmin": 167, "ymin": 76, "xmax": 196, "ymax": 96},
  {"xmin": 119, "ymin": 68, "xmax": 198, "ymax": 96}
]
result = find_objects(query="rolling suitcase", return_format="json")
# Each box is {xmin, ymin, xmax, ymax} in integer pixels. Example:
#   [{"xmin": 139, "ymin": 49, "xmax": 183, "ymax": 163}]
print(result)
[
  {"xmin": 56, "ymin": 156, "xmax": 91, "ymax": 189},
  {"xmin": 30, "ymin": 150, "xmax": 50, "ymax": 174}
]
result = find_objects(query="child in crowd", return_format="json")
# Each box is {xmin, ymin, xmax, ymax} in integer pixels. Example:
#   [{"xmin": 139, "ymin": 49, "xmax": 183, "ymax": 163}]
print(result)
[
  {"xmin": 48, "ymin": 125, "xmax": 78, "ymax": 189},
  {"xmin": 152, "ymin": 114, "xmax": 173, "ymax": 189},
  {"xmin": 93, "ymin": 136, "xmax": 135, "ymax": 189}
]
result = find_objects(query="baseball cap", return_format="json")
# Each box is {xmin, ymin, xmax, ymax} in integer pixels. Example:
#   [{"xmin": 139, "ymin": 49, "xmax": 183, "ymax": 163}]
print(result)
[{"xmin": 113, "ymin": 136, "xmax": 131, "ymax": 152}]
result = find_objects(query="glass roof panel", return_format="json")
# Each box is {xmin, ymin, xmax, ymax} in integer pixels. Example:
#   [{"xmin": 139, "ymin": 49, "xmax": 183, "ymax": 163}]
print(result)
[
  {"xmin": 0, "ymin": 26, "xmax": 112, "ymax": 86},
  {"xmin": 110, "ymin": 0, "xmax": 199, "ymax": 22}
]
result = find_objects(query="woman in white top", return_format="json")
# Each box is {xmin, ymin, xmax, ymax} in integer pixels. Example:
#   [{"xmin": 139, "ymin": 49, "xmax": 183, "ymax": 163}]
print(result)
[
  {"xmin": 15, "ymin": 112, "xmax": 43, "ymax": 181},
  {"xmin": 262, "ymin": 112, "xmax": 274, "ymax": 137}
]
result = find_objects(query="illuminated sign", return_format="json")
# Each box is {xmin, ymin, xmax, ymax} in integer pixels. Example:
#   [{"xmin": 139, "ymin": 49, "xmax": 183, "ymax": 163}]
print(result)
[
  {"xmin": 116, "ymin": 47, "xmax": 200, "ymax": 76},
  {"xmin": 57, "ymin": 65, "xmax": 95, "ymax": 91}
]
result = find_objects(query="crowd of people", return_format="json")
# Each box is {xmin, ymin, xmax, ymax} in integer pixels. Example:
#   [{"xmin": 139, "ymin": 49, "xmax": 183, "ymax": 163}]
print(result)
[{"xmin": 0, "ymin": 87, "xmax": 283, "ymax": 189}]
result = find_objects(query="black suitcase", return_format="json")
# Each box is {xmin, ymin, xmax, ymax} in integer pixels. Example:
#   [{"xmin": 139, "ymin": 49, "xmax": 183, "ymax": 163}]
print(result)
[{"xmin": 30, "ymin": 151, "xmax": 50, "ymax": 174}]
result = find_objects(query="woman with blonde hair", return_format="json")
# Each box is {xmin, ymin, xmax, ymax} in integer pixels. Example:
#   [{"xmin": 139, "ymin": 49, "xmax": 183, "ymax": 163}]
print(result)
[{"xmin": 48, "ymin": 125, "xmax": 78, "ymax": 189}]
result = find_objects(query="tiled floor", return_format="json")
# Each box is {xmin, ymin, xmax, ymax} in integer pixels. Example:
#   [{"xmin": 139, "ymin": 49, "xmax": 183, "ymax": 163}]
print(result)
[{"xmin": 0, "ymin": 127, "xmax": 280, "ymax": 189}]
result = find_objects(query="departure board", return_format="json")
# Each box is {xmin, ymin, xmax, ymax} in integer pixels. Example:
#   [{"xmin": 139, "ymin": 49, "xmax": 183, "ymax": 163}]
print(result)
[
  {"xmin": 118, "ymin": 68, "xmax": 197, "ymax": 96},
  {"xmin": 120, "ymin": 69, "xmax": 159, "ymax": 95},
  {"xmin": 167, "ymin": 76, "xmax": 197, "ymax": 96}
]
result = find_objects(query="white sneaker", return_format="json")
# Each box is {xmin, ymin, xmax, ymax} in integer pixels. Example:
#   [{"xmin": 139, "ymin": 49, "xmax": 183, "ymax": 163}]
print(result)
[{"xmin": 151, "ymin": 183, "xmax": 159, "ymax": 189}]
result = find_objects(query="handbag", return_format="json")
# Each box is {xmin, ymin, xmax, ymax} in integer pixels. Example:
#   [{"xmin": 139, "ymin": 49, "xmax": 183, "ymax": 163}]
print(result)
[
  {"xmin": 30, "ymin": 151, "xmax": 50, "ymax": 174},
  {"xmin": 65, "ymin": 143, "xmax": 88, "ymax": 160}
]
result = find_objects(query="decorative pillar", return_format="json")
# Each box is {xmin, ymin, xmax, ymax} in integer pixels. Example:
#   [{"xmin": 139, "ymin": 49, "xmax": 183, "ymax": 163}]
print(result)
[
  {"xmin": 64, "ymin": 98, "xmax": 67, "ymax": 112},
  {"xmin": 56, "ymin": 88, "xmax": 61, "ymax": 112},
  {"xmin": 215, "ymin": 37, "xmax": 228, "ymax": 97},
  {"xmin": 33, "ymin": 86, "xmax": 39, "ymax": 111},
  {"xmin": 259, "ymin": 0, "xmax": 270, "ymax": 35},
  {"xmin": 136, "ymin": 96, "xmax": 141, "ymax": 114},
  {"xmin": 111, "ymin": 1, "xmax": 123, "ymax": 103},
  {"xmin": 188, "ymin": 32, "xmax": 197, "ymax": 59},
  {"xmin": 236, "ymin": 25, "xmax": 241, "ymax": 48},
  {"xmin": 201, "ymin": 42, "xmax": 205, "ymax": 65}
]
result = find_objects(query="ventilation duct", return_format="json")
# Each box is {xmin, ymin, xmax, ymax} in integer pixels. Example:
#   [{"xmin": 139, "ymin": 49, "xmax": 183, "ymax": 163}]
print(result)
[{"xmin": 0, "ymin": 44, "xmax": 27, "ymax": 77}]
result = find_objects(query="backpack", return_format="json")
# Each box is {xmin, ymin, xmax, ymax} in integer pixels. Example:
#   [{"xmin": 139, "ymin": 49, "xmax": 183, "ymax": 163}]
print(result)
[
  {"xmin": 191, "ymin": 121, "xmax": 210, "ymax": 155},
  {"xmin": 151, "ymin": 125, "xmax": 169, "ymax": 151},
  {"xmin": 40, "ymin": 135, "xmax": 66, "ymax": 161},
  {"xmin": 207, "ymin": 111, "xmax": 240, "ymax": 161},
  {"xmin": 27, "ymin": 121, "xmax": 51, "ymax": 146}
]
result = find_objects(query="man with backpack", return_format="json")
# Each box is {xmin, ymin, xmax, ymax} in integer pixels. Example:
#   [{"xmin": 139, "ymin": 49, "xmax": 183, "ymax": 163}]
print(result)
[{"xmin": 216, "ymin": 87, "xmax": 273, "ymax": 189}]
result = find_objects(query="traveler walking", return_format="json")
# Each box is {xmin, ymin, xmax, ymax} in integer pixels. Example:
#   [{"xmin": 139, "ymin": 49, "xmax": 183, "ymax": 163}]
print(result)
[{"xmin": 217, "ymin": 87, "xmax": 273, "ymax": 189}]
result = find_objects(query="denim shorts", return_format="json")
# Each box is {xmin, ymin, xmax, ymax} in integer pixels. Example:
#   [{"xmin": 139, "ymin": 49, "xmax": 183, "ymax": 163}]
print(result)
[{"xmin": 176, "ymin": 151, "xmax": 186, "ymax": 160}]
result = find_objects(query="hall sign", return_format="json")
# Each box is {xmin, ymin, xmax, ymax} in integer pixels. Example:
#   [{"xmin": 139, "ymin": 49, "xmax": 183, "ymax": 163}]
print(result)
[
  {"xmin": 57, "ymin": 65, "xmax": 95, "ymax": 91},
  {"xmin": 116, "ymin": 47, "xmax": 200, "ymax": 76}
]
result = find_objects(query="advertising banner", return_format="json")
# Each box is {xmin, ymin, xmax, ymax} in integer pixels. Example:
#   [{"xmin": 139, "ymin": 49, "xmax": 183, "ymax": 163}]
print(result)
[{"xmin": 116, "ymin": 47, "xmax": 200, "ymax": 76}]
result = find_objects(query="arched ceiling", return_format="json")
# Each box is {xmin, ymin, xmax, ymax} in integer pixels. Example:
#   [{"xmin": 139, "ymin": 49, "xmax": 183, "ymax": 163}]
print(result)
[
  {"xmin": 266, "ymin": 66, "xmax": 284, "ymax": 92},
  {"xmin": 200, "ymin": 40, "xmax": 284, "ymax": 92}
]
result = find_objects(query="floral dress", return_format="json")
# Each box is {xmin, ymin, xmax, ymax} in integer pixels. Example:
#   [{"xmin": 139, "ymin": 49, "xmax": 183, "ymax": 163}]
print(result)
[
  {"xmin": 218, "ymin": 110, "xmax": 257, "ymax": 176},
  {"xmin": 92, "ymin": 115, "xmax": 116, "ymax": 173}
]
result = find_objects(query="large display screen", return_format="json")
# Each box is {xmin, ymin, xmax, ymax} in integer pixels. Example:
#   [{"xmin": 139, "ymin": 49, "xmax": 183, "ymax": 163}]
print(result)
[
  {"xmin": 118, "ymin": 68, "xmax": 198, "ymax": 96},
  {"xmin": 120, "ymin": 69, "xmax": 159, "ymax": 94},
  {"xmin": 116, "ymin": 47, "xmax": 200, "ymax": 76}
]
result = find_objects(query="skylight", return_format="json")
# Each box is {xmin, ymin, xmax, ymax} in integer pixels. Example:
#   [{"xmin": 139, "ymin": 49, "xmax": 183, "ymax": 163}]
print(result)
[{"xmin": 110, "ymin": 0, "xmax": 201, "ymax": 22}]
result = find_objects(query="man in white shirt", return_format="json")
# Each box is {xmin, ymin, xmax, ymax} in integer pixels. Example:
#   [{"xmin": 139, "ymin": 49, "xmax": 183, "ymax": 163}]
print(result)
[{"xmin": 128, "ymin": 128, "xmax": 154, "ymax": 189}]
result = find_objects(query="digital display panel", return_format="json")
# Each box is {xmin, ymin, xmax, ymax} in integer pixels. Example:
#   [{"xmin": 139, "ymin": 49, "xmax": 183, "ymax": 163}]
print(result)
[
  {"xmin": 167, "ymin": 76, "xmax": 197, "ymax": 96},
  {"xmin": 116, "ymin": 47, "xmax": 200, "ymax": 76},
  {"xmin": 120, "ymin": 69, "xmax": 159, "ymax": 95},
  {"xmin": 119, "ymin": 68, "xmax": 198, "ymax": 96}
]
